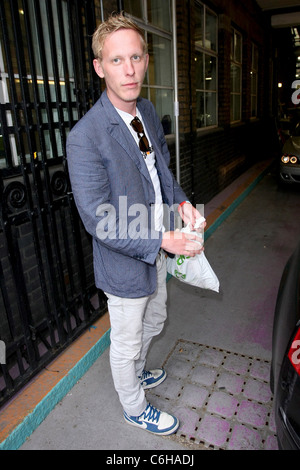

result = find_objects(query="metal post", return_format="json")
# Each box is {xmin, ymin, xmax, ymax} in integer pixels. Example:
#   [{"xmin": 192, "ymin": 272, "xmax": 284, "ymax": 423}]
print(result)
[{"xmin": 172, "ymin": 0, "xmax": 180, "ymax": 184}]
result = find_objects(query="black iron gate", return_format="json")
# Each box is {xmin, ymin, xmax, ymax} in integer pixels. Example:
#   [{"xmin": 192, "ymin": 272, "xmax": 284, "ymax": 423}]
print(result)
[{"xmin": 0, "ymin": 0, "xmax": 111, "ymax": 406}]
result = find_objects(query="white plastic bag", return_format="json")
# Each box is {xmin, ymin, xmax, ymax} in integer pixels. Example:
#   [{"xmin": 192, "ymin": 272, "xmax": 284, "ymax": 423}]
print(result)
[{"xmin": 166, "ymin": 220, "xmax": 220, "ymax": 292}]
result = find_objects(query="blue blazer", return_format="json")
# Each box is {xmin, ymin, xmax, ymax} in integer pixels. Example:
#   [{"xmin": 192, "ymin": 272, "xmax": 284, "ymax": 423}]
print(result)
[{"xmin": 67, "ymin": 90, "xmax": 187, "ymax": 297}]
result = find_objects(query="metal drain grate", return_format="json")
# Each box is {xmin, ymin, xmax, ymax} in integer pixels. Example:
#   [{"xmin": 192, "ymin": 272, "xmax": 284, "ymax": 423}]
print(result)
[{"xmin": 146, "ymin": 339, "xmax": 278, "ymax": 450}]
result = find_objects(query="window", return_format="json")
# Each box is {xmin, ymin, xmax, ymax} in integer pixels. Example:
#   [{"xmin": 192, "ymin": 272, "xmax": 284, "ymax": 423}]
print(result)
[
  {"xmin": 0, "ymin": 0, "xmax": 76, "ymax": 168},
  {"xmin": 124, "ymin": 0, "xmax": 174, "ymax": 134},
  {"xmin": 251, "ymin": 43, "xmax": 258, "ymax": 118},
  {"xmin": 195, "ymin": 2, "xmax": 218, "ymax": 129},
  {"xmin": 230, "ymin": 28, "xmax": 242, "ymax": 123},
  {"xmin": 124, "ymin": 0, "xmax": 172, "ymax": 32}
]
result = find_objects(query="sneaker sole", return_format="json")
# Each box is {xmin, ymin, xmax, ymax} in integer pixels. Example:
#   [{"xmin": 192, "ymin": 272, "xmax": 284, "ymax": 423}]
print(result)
[
  {"xmin": 141, "ymin": 371, "xmax": 167, "ymax": 390},
  {"xmin": 124, "ymin": 414, "xmax": 179, "ymax": 436}
]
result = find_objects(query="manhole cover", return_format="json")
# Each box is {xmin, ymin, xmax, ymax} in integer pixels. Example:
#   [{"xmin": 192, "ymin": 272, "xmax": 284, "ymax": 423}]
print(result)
[{"xmin": 146, "ymin": 339, "xmax": 278, "ymax": 450}]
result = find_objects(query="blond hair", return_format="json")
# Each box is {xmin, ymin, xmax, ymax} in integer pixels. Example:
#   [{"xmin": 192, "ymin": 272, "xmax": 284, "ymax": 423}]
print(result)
[{"xmin": 92, "ymin": 13, "xmax": 147, "ymax": 60}]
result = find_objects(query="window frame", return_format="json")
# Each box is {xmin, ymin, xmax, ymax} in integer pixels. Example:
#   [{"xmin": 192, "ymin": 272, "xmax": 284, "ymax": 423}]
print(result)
[
  {"xmin": 250, "ymin": 42, "xmax": 258, "ymax": 119},
  {"xmin": 230, "ymin": 27, "xmax": 243, "ymax": 124},
  {"xmin": 0, "ymin": 0, "xmax": 77, "ymax": 168},
  {"xmin": 124, "ymin": 1, "xmax": 175, "ymax": 135},
  {"xmin": 194, "ymin": 1, "xmax": 218, "ymax": 131}
]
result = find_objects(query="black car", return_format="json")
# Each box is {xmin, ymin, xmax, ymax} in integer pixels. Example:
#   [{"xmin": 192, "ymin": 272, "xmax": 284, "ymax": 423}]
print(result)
[
  {"xmin": 279, "ymin": 122, "xmax": 300, "ymax": 185},
  {"xmin": 271, "ymin": 241, "xmax": 300, "ymax": 450}
]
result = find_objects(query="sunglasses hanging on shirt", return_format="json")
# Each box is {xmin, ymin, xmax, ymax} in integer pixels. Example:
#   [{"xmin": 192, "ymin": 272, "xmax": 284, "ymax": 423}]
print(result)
[{"xmin": 130, "ymin": 116, "xmax": 152, "ymax": 155}]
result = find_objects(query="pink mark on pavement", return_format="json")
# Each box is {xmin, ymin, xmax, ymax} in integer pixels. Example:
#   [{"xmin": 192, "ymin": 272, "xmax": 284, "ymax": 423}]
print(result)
[
  {"xmin": 237, "ymin": 400, "xmax": 269, "ymax": 428},
  {"xmin": 197, "ymin": 414, "xmax": 231, "ymax": 448},
  {"xmin": 234, "ymin": 286, "xmax": 278, "ymax": 352}
]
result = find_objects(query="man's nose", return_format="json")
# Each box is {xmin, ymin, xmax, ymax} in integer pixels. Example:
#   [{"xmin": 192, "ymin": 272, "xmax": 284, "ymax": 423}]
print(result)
[{"xmin": 124, "ymin": 59, "xmax": 135, "ymax": 75}]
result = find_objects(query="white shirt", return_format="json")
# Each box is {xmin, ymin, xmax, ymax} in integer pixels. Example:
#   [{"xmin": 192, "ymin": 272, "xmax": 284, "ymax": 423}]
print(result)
[{"xmin": 115, "ymin": 107, "xmax": 164, "ymax": 233}]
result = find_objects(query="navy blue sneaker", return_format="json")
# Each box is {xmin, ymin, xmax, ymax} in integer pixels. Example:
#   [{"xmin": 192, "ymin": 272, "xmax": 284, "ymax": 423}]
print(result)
[
  {"xmin": 139, "ymin": 369, "xmax": 167, "ymax": 390},
  {"xmin": 124, "ymin": 403, "xmax": 179, "ymax": 435}
]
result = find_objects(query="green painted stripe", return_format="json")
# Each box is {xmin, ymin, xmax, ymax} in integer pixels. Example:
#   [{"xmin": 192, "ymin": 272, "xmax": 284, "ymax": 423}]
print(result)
[
  {"xmin": 0, "ymin": 329, "xmax": 111, "ymax": 450},
  {"xmin": 204, "ymin": 164, "xmax": 271, "ymax": 241}
]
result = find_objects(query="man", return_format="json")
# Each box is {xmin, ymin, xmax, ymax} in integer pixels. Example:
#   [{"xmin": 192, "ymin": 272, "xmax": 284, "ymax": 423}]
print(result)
[{"xmin": 67, "ymin": 13, "xmax": 204, "ymax": 436}]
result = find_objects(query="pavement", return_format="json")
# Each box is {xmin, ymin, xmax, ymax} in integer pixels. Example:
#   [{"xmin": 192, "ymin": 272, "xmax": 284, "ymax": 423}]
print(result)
[{"xmin": 2, "ymin": 158, "xmax": 300, "ymax": 451}]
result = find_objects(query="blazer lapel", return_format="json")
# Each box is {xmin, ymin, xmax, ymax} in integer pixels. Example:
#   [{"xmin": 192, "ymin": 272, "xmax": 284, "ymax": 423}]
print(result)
[
  {"xmin": 100, "ymin": 91, "xmax": 152, "ymax": 185},
  {"xmin": 137, "ymin": 101, "xmax": 174, "ymax": 192}
]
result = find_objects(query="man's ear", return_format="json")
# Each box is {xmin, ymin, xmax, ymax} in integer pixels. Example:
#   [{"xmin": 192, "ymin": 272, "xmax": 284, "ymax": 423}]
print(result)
[{"xmin": 93, "ymin": 59, "xmax": 104, "ymax": 79}]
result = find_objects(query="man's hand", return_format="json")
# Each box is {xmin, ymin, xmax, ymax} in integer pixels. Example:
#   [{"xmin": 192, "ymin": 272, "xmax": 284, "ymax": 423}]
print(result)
[
  {"xmin": 178, "ymin": 202, "xmax": 206, "ymax": 232},
  {"xmin": 161, "ymin": 230, "xmax": 203, "ymax": 257}
]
